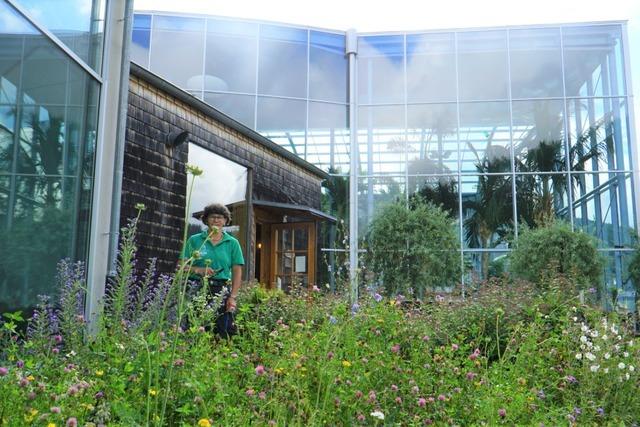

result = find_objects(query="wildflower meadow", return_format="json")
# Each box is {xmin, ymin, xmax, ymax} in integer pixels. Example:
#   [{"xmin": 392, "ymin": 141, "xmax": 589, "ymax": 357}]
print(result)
[{"xmin": 1, "ymin": 169, "xmax": 639, "ymax": 426}]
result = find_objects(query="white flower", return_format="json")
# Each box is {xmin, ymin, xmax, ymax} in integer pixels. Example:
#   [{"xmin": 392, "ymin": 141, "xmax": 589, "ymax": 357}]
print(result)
[
  {"xmin": 590, "ymin": 365, "xmax": 600, "ymax": 372},
  {"xmin": 580, "ymin": 336, "xmax": 588, "ymax": 343},
  {"xmin": 602, "ymin": 335, "xmax": 608, "ymax": 340},
  {"xmin": 617, "ymin": 336, "xmax": 622, "ymax": 341},
  {"xmin": 370, "ymin": 411, "xmax": 385, "ymax": 420},
  {"xmin": 593, "ymin": 345, "xmax": 601, "ymax": 352},
  {"xmin": 581, "ymin": 324, "xmax": 589, "ymax": 332},
  {"xmin": 585, "ymin": 352, "xmax": 596, "ymax": 361},
  {"xmin": 629, "ymin": 365, "xmax": 635, "ymax": 372},
  {"xmin": 604, "ymin": 353, "xmax": 611, "ymax": 360},
  {"xmin": 572, "ymin": 317, "xmax": 578, "ymax": 322},
  {"xmin": 604, "ymin": 368, "xmax": 609, "ymax": 373},
  {"xmin": 575, "ymin": 353, "xmax": 583, "ymax": 360},
  {"xmin": 625, "ymin": 373, "xmax": 630, "ymax": 380},
  {"xmin": 618, "ymin": 362, "xmax": 626, "ymax": 370},
  {"xmin": 623, "ymin": 352, "xmax": 629, "ymax": 358},
  {"xmin": 586, "ymin": 341, "xmax": 593, "ymax": 348},
  {"xmin": 614, "ymin": 344, "xmax": 621, "ymax": 351},
  {"xmin": 610, "ymin": 325, "xmax": 618, "ymax": 334},
  {"xmin": 590, "ymin": 330, "xmax": 599, "ymax": 338}
]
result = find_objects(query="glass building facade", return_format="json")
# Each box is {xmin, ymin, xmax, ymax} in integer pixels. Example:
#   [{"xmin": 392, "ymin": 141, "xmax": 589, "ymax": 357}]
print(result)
[
  {"xmin": 0, "ymin": 0, "xmax": 108, "ymax": 313},
  {"xmin": 135, "ymin": 13, "xmax": 638, "ymax": 303}
]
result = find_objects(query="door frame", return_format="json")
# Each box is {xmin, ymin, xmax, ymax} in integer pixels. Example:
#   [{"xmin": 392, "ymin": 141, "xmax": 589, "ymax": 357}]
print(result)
[{"xmin": 269, "ymin": 221, "xmax": 316, "ymax": 291}]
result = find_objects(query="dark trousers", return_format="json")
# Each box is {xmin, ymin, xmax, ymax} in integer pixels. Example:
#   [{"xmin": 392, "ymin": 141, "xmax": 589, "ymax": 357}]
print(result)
[{"xmin": 207, "ymin": 280, "xmax": 237, "ymax": 338}]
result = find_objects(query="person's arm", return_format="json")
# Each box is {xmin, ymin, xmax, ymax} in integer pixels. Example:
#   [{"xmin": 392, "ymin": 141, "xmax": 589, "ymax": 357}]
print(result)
[{"xmin": 225, "ymin": 265, "xmax": 242, "ymax": 312}]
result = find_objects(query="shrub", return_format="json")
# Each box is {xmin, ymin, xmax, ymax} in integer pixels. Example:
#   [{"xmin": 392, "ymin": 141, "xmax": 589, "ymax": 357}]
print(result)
[
  {"xmin": 365, "ymin": 199, "xmax": 460, "ymax": 298},
  {"xmin": 510, "ymin": 221, "xmax": 604, "ymax": 289}
]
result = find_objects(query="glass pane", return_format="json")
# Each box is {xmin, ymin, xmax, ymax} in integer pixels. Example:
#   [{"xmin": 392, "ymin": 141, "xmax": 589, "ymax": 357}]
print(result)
[
  {"xmin": 358, "ymin": 35, "xmax": 404, "ymax": 104},
  {"xmin": 515, "ymin": 173, "xmax": 569, "ymax": 229},
  {"xmin": 461, "ymin": 174, "xmax": 513, "ymax": 249},
  {"xmin": 457, "ymin": 30, "xmax": 508, "ymax": 101},
  {"xmin": 509, "ymin": 28, "xmax": 563, "ymax": 99},
  {"xmin": 601, "ymin": 251, "xmax": 636, "ymax": 312},
  {"xmin": 294, "ymin": 228, "xmax": 308, "ymax": 251},
  {"xmin": 0, "ymin": 106, "xmax": 15, "ymax": 172},
  {"xmin": 205, "ymin": 19, "xmax": 258, "ymax": 94},
  {"xmin": 0, "ymin": 9, "xmax": 99, "ymax": 313},
  {"xmin": 459, "ymin": 102, "xmax": 511, "ymax": 173},
  {"xmin": 512, "ymin": 100, "xmax": 566, "ymax": 172},
  {"xmin": 572, "ymin": 172, "xmax": 636, "ymax": 248},
  {"xmin": 309, "ymin": 31, "xmax": 347, "ymax": 103},
  {"xmin": 566, "ymin": 97, "xmax": 631, "ymax": 172},
  {"xmin": 358, "ymin": 176, "xmax": 406, "ymax": 240},
  {"xmin": 563, "ymin": 25, "xmax": 626, "ymax": 97},
  {"xmin": 203, "ymin": 92, "xmax": 255, "ymax": 128},
  {"xmin": 150, "ymin": 16, "xmax": 205, "ymax": 90},
  {"xmin": 282, "ymin": 228, "xmax": 293, "ymax": 251},
  {"xmin": 131, "ymin": 14, "xmax": 151, "ymax": 68},
  {"xmin": 407, "ymin": 103, "xmax": 458, "ymax": 174},
  {"xmin": 282, "ymin": 251, "xmax": 293, "ymax": 274},
  {"xmin": 307, "ymin": 102, "xmax": 348, "ymax": 172},
  {"xmin": 358, "ymin": 105, "xmax": 405, "ymax": 175},
  {"xmin": 14, "ymin": 0, "xmax": 106, "ymax": 71},
  {"xmin": 256, "ymin": 97, "xmax": 306, "ymax": 156},
  {"xmin": 258, "ymin": 25, "xmax": 308, "ymax": 97},
  {"xmin": 463, "ymin": 251, "xmax": 509, "ymax": 283},
  {"xmin": 406, "ymin": 33, "xmax": 456, "ymax": 102}
]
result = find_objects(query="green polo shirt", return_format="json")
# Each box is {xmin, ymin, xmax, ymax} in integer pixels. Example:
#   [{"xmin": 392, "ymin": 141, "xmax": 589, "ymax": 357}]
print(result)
[{"xmin": 181, "ymin": 230, "xmax": 245, "ymax": 281}]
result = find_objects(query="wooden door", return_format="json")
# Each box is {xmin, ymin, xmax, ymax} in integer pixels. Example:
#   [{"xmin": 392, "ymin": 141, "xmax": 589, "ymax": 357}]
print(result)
[{"xmin": 270, "ymin": 222, "xmax": 315, "ymax": 292}]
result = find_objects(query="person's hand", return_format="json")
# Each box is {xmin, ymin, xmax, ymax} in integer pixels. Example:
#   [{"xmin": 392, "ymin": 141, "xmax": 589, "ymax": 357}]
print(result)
[
  {"xmin": 226, "ymin": 295, "xmax": 237, "ymax": 312},
  {"xmin": 199, "ymin": 266, "xmax": 215, "ymax": 277}
]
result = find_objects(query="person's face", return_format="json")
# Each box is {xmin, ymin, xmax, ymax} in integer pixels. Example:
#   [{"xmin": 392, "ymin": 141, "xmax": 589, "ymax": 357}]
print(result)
[{"xmin": 206, "ymin": 214, "xmax": 226, "ymax": 228}]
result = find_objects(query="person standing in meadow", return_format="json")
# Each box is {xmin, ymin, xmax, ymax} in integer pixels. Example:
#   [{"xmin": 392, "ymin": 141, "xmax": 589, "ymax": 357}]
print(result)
[{"xmin": 181, "ymin": 203, "xmax": 244, "ymax": 337}]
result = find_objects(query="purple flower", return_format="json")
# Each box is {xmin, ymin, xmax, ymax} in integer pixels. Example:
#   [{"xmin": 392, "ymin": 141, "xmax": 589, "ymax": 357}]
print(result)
[
  {"xmin": 573, "ymin": 407, "xmax": 582, "ymax": 416},
  {"xmin": 351, "ymin": 303, "xmax": 360, "ymax": 313},
  {"xmin": 596, "ymin": 407, "xmax": 604, "ymax": 416},
  {"xmin": 54, "ymin": 335, "xmax": 63, "ymax": 344},
  {"xmin": 417, "ymin": 397, "xmax": 426, "ymax": 407},
  {"xmin": 16, "ymin": 360, "xmax": 24, "ymax": 368},
  {"xmin": 255, "ymin": 365, "xmax": 265, "ymax": 376},
  {"xmin": 329, "ymin": 316, "xmax": 338, "ymax": 324},
  {"xmin": 95, "ymin": 391, "xmax": 105, "ymax": 399},
  {"xmin": 498, "ymin": 408, "xmax": 506, "ymax": 418},
  {"xmin": 565, "ymin": 375, "xmax": 578, "ymax": 384},
  {"xmin": 466, "ymin": 372, "xmax": 477, "ymax": 380},
  {"xmin": 537, "ymin": 389, "xmax": 546, "ymax": 399},
  {"xmin": 373, "ymin": 293, "xmax": 383, "ymax": 302}
]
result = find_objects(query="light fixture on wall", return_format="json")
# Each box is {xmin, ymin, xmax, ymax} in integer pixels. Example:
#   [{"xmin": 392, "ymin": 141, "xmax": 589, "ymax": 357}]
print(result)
[{"xmin": 165, "ymin": 130, "xmax": 189, "ymax": 148}]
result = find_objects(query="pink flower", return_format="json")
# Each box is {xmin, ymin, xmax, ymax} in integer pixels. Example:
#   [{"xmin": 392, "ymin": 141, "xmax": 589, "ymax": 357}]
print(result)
[
  {"xmin": 355, "ymin": 390, "xmax": 363, "ymax": 399},
  {"xmin": 258, "ymin": 391, "xmax": 266, "ymax": 400},
  {"xmin": 52, "ymin": 348, "xmax": 60, "ymax": 354},
  {"xmin": 54, "ymin": 335, "xmax": 63, "ymax": 344},
  {"xmin": 173, "ymin": 359, "xmax": 185, "ymax": 367},
  {"xmin": 0, "ymin": 367, "xmax": 7, "ymax": 376},
  {"xmin": 422, "ymin": 335, "xmax": 430, "ymax": 342},
  {"xmin": 246, "ymin": 388, "xmax": 255, "ymax": 397},
  {"xmin": 51, "ymin": 406, "xmax": 61, "ymax": 414},
  {"xmin": 437, "ymin": 394, "xmax": 446, "ymax": 401},
  {"xmin": 451, "ymin": 344, "xmax": 459, "ymax": 351},
  {"xmin": 198, "ymin": 326, "xmax": 206, "ymax": 333},
  {"xmin": 66, "ymin": 418, "xmax": 78, "ymax": 427},
  {"xmin": 391, "ymin": 344, "xmax": 400, "ymax": 354},
  {"xmin": 391, "ymin": 384, "xmax": 398, "ymax": 391},
  {"xmin": 357, "ymin": 414, "xmax": 365, "ymax": 422},
  {"xmin": 466, "ymin": 372, "xmax": 477, "ymax": 380},
  {"xmin": 418, "ymin": 397, "xmax": 427, "ymax": 407},
  {"xmin": 428, "ymin": 396, "xmax": 435, "ymax": 403},
  {"xmin": 255, "ymin": 365, "xmax": 265, "ymax": 376},
  {"xmin": 393, "ymin": 396, "xmax": 402, "ymax": 404},
  {"xmin": 411, "ymin": 386, "xmax": 420, "ymax": 394},
  {"xmin": 327, "ymin": 351, "xmax": 334, "ymax": 360},
  {"xmin": 368, "ymin": 390, "xmax": 377, "ymax": 402},
  {"xmin": 498, "ymin": 408, "xmax": 507, "ymax": 418}
]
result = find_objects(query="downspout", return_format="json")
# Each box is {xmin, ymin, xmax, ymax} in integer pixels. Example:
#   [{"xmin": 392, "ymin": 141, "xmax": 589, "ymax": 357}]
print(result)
[
  {"xmin": 107, "ymin": 0, "xmax": 134, "ymax": 276},
  {"xmin": 346, "ymin": 29, "xmax": 358, "ymax": 305}
]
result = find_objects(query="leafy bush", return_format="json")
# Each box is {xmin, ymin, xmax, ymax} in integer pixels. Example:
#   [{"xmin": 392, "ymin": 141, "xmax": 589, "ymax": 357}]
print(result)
[
  {"xmin": 365, "ymin": 199, "xmax": 460, "ymax": 298},
  {"xmin": 510, "ymin": 221, "xmax": 604, "ymax": 289}
]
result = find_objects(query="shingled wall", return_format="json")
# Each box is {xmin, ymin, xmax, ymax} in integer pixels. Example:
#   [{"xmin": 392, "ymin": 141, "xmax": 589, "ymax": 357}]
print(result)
[{"xmin": 119, "ymin": 65, "xmax": 327, "ymax": 274}]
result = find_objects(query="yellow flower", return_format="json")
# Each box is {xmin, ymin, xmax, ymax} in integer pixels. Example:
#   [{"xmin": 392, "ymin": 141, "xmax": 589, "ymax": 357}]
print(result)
[
  {"xmin": 274, "ymin": 367, "xmax": 284, "ymax": 375},
  {"xmin": 47, "ymin": 423, "xmax": 56, "ymax": 427},
  {"xmin": 198, "ymin": 419, "xmax": 212, "ymax": 427},
  {"xmin": 342, "ymin": 360, "xmax": 351, "ymax": 368},
  {"xmin": 24, "ymin": 409, "xmax": 38, "ymax": 422},
  {"xmin": 95, "ymin": 369, "xmax": 104, "ymax": 377},
  {"xmin": 290, "ymin": 352, "xmax": 299, "ymax": 358},
  {"xmin": 26, "ymin": 375, "xmax": 35, "ymax": 381},
  {"xmin": 149, "ymin": 388, "xmax": 157, "ymax": 396}
]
